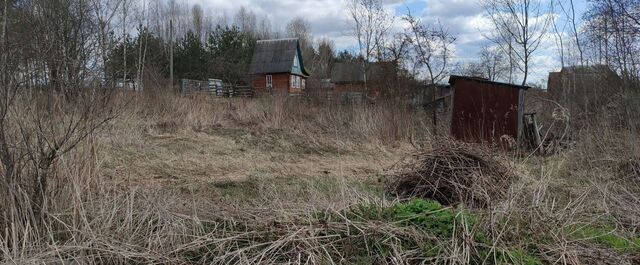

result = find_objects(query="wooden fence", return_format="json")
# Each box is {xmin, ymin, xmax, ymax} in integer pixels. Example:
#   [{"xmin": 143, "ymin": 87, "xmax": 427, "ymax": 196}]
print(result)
[
  {"xmin": 304, "ymin": 90, "xmax": 368, "ymax": 104},
  {"xmin": 179, "ymin": 80, "xmax": 372, "ymax": 103},
  {"xmin": 180, "ymin": 79, "xmax": 254, "ymax": 98}
]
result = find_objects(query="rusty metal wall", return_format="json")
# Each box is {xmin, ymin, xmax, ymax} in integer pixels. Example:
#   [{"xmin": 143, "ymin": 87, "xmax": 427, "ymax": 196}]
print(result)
[{"xmin": 450, "ymin": 78, "xmax": 523, "ymax": 145}]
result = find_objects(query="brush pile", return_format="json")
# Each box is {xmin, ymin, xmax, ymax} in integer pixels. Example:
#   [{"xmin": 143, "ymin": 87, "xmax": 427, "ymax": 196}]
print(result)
[{"xmin": 388, "ymin": 142, "xmax": 515, "ymax": 208}]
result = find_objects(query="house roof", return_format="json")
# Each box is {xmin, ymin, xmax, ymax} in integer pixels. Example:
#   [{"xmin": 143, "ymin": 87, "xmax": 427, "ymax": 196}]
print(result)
[
  {"xmin": 548, "ymin": 65, "xmax": 622, "ymax": 91},
  {"xmin": 560, "ymin": 65, "xmax": 617, "ymax": 75},
  {"xmin": 448, "ymin": 75, "xmax": 530, "ymax": 90},
  {"xmin": 249, "ymin": 38, "xmax": 309, "ymax": 76},
  {"xmin": 330, "ymin": 62, "xmax": 394, "ymax": 84}
]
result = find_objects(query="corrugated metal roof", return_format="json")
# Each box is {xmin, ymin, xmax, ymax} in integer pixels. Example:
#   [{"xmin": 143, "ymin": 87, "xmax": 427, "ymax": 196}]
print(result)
[
  {"xmin": 331, "ymin": 62, "xmax": 365, "ymax": 83},
  {"xmin": 249, "ymin": 38, "xmax": 308, "ymax": 76},
  {"xmin": 448, "ymin": 75, "xmax": 530, "ymax": 90},
  {"xmin": 561, "ymin": 65, "xmax": 616, "ymax": 75}
]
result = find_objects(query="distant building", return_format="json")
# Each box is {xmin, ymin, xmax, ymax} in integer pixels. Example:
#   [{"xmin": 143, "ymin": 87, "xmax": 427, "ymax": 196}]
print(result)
[
  {"xmin": 448, "ymin": 75, "xmax": 529, "ymax": 146},
  {"xmin": 411, "ymin": 83, "xmax": 451, "ymax": 107},
  {"xmin": 547, "ymin": 65, "xmax": 622, "ymax": 113},
  {"xmin": 114, "ymin": 78, "xmax": 143, "ymax": 91},
  {"xmin": 249, "ymin": 38, "xmax": 310, "ymax": 95},
  {"xmin": 330, "ymin": 62, "xmax": 397, "ymax": 98}
]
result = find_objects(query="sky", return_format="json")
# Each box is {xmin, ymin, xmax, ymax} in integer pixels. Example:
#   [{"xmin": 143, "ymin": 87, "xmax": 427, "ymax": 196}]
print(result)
[{"xmin": 193, "ymin": 0, "xmax": 591, "ymax": 86}]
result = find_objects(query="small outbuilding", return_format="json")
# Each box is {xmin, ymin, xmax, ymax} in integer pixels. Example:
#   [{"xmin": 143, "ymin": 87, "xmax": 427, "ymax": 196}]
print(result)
[
  {"xmin": 249, "ymin": 38, "xmax": 309, "ymax": 94},
  {"xmin": 448, "ymin": 76, "xmax": 529, "ymax": 146},
  {"xmin": 330, "ymin": 62, "xmax": 396, "ymax": 97},
  {"xmin": 547, "ymin": 65, "xmax": 622, "ymax": 114}
]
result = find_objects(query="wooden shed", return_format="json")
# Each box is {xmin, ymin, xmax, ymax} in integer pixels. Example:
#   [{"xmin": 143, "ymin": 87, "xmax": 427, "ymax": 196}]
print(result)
[
  {"xmin": 448, "ymin": 76, "xmax": 529, "ymax": 145},
  {"xmin": 330, "ymin": 62, "xmax": 396, "ymax": 97},
  {"xmin": 249, "ymin": 38, "xmax": 309, "ymax": 95},
  {"xmin": 546, "ymin": 65, "xmax": 622, "ymax": 114}
]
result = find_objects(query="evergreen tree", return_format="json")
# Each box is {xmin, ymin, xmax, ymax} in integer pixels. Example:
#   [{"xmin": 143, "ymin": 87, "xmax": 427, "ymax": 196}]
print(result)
[
  {"xmin": 207, "ymin": 26, "xmax": 256, "ymax": 85},
  {"xmin": 106, "ymin": 28, "xmax": 169, "ymax": 81},
  {"xmin": 174, "ymin": 31, "xmax": 208, "ymax": 80}
]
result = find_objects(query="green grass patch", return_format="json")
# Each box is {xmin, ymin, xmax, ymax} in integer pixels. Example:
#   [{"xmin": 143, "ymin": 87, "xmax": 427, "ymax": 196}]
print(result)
[
  {"xmin": 570, "ymin": 225, "xmax": 640, "ymax": 253},
  {"xmin": 349, "ymin": 199, "xmax": 477, "ymax": 238}
]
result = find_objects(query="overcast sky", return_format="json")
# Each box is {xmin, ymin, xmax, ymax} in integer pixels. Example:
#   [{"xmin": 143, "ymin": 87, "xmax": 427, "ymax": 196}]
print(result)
[{"xmin": 193, "ymin": 0, "xmax": 590, "ymax": 86}]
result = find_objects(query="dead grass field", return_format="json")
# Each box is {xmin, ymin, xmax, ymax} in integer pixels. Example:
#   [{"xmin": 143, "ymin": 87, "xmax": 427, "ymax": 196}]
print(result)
[{"xmin": 2, "ymin": 91, "xmax": 640, "ymax": 264}]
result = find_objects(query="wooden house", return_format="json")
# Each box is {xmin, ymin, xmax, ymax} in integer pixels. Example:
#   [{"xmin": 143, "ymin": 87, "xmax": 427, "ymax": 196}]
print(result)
[{"xmin": 249, "ymin": 38, "xmax": 309, "ymax": 94}]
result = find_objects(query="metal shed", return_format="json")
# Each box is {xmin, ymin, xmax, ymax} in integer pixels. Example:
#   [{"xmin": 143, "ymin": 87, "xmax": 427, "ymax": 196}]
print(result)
[{"xmin": 448, "ymin": 76, "xmax": 529, "ymax": 146}]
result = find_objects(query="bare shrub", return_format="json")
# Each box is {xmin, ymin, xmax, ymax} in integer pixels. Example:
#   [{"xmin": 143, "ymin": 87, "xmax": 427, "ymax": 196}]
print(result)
[
  {"xmin": 387, "ymin": 140, "xmax": 516, "ymax": 207},
  {"xmin": 0, "ymin": 89, "xmax": 116, "ymax": 254}
]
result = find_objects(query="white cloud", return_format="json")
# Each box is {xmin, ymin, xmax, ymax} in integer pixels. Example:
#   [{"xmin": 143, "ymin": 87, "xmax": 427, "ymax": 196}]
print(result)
[
  {"xmin": 191, "ymin": 0, "xmax": 562, "ymax": 84},
  {"xmin": 423, "ymin": 0, "xmax": 482, "ymax": 18}
]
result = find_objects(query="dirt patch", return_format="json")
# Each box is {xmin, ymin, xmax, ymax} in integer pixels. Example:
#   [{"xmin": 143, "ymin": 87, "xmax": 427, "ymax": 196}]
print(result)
[{"xmin": 387, "ymin": 141, "xmax": 516, "ymax": 208}]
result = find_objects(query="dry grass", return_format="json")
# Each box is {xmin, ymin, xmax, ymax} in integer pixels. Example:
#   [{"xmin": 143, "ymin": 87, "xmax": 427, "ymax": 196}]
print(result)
[{"xmin": 2, "ymin": 91, "xmax": 640, "ymax": 264}]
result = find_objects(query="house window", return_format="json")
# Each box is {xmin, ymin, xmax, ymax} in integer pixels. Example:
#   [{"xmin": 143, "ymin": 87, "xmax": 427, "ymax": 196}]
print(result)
[
  {"xmin": 266, "ymin": 75, "xmax": 273, "ymax": 88},
  {"xmin": 290, "ymin": 75, "xmax": 302, "ymax": 89},
  {"xmin": 301, "ymin": 79, "xmax": 306, "ymax": 90},
  {"xmin": 293, "ymin": 54, "xmax": 299, "ymax": 68}
]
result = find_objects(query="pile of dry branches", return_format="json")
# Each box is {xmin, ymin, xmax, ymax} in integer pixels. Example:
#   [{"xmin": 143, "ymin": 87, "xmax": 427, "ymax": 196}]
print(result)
[{"xmin": 387, "ymin": 141, "xmax": 515, "ymax": 207}]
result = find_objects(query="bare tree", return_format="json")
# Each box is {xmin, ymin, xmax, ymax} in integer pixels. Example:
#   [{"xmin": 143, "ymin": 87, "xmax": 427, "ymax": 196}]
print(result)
[
  {"xmin": 551, "ymin": 0, "xmax": 584, "ymax": 66},
  {"xmin": 550, "ymin": 0, "xmax": 567, "ymax": 67},
  {"xmin": 316, "ymin": 38, "xmax": 335, "ymax": 79},
  {"xmin": 92, "ymin": 0, "xmax": 123, "ymax": 84},
  {"xmin": 256, "ymin": 16, "xmax": 273, "ymax": 39},
  {"xmin": 403, "ymin": 12, "xmax": 456, "ymax": 135},
  {"xmin": 404, "ymin": 14, "xmax": 456, "ymax": 85},
  {"xmin": 482, "ymin": 0, "xmax": 552, "ymax": 85},
  {"xmin": 480, "ymin": 46, "xmax": 510, "ymax": 81},
  {"xmin": 0, "ymin": 0, "xmax": 117, "ymax": 244},
  {"xmin": 383, "ymin": 32, "xmax": 410, "ymax": 65},
  {"xmin": 346, "ymin": 0, "xmax": 393, "ymax": 91},
  {"xmin": 286, "ymin": 17, "xmax": 311, "ymax": 45},
  {"xmin": 234, "ymin": 6, "xmax": 256, "ymax": 35},
  {"xmin": 455, "ymin": 46, "xmax": 510, "ymax": 82},
  {"xmin": 192, "ymin": 3, "xmax": 203, "ymax": 38},
  {"xmin": 285, "ymin": 17, "xmax": 316, "ymax": 73},
  {"xmin": 564, "ymin": 0, "xmax": 584, "ymax": 65},
  {"xmin": 122, "ymin": 0, "xmax": 127, "ymax": 85},
  {"xmin": 584, "ymin": 0, "xmax": 640, "ymax": 81}
]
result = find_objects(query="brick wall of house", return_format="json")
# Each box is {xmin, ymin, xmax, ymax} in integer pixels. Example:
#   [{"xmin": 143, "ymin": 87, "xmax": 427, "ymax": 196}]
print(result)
[
  {"xmin": 252, "ymin": 73, "xmax": 290, "ymax": 94},
  {"xmin": 252, "ymin": 74, "xmax": 307, "ymax": 94}
]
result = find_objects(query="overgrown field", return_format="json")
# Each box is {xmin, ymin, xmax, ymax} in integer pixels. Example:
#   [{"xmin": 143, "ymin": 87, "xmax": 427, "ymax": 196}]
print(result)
[{"xmin": 2, "ymin": 91, "xmax": 640, "ymax": 264}]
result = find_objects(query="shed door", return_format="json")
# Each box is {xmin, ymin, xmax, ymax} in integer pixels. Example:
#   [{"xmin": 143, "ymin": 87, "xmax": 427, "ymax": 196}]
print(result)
[{"xmin": 451, "ymin": 80, "xmax": 520, "ymax": 145}]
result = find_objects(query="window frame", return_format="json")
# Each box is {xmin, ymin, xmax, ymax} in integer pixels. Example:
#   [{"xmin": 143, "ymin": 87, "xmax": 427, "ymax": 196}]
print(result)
[
  {"xmin": 266, "ymin": 75, "xmax": 273, "ymax": 88},
  {"xmin": 293, "ymin": 54, "xmax": 299, "ymax": 68}
]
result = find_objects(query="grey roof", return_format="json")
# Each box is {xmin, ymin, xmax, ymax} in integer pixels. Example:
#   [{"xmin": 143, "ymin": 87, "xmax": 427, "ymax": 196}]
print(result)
[
  {"xmin": 448, "ymin": 75, "xmax": 530, "ymax": 90},
  {"xmin": 330, "ymin": 62, "xmax": 392, "ymax": 83},
  {"xmin": 559, "ymin": 65, "xmax": 621, "ymax": 81},
  {"xmin": 249, "ymin": 38, "xmax": 308, "ymax": 75},
  {"xmin": 561, "ymin": 65, "xmax": 615, "ymax": 74}
]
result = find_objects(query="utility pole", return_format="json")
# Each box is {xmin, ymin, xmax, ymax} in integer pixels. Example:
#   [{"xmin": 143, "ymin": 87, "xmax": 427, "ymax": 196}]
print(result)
[
  {"xmin": 432, "ymin": 84, "xmax": 437, "ymax": 137},
  {"xmin": 1, "ymin": 0, "xmax": 7, "ymax": 53},
  {"xmin": 123, "ymin": 0, "xmax": 127, "ymax": 87},
  {"xmin": 169, "ymin": 19, "xmax": 174, "ymax": 90}
]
